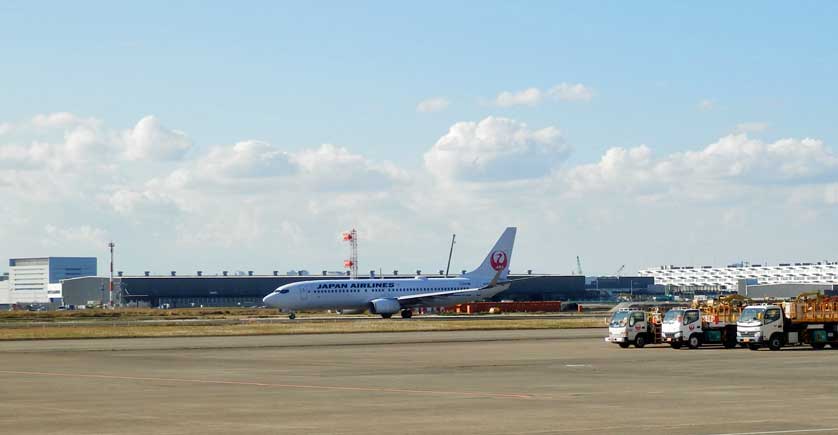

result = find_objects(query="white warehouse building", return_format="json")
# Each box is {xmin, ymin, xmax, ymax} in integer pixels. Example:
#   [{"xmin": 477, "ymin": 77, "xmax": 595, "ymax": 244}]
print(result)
[
  {"xmin": 6, "ymin": 257, "xmax": 97, "ymax": 304},
  {"xmin": 639, "ymin": 261, "xmax": 838, "ymax": 291}
]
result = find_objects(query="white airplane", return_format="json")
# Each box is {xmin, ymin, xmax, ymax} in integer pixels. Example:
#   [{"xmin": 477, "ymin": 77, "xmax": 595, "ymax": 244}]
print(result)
[{"xmin": 263, "ymin": 227, "xmax": 517, "ymax": 319}]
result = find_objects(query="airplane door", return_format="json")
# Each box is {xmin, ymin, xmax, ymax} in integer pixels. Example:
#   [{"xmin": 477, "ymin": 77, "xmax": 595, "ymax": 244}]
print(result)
[{"xmin": 300, "ymin": 285, "xmax": 308, "ymax": 300}]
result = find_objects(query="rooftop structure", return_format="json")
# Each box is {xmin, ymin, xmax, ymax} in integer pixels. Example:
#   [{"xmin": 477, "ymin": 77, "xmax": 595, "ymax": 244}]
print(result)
[{"xmin": 639, "ymin": 261, "xmax": 838, "ymax": 291}]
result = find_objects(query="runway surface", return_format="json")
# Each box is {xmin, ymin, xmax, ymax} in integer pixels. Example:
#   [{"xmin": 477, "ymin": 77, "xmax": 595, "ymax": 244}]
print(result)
[{"xmin": 3, "ymin": 329, "xmax": 838, "ymax": 434}]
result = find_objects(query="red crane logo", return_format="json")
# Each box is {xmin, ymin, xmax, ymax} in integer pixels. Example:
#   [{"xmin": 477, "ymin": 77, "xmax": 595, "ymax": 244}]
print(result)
[{"xmin": 490, "ymin": 251, "xmax": 508, "ymax": 271}]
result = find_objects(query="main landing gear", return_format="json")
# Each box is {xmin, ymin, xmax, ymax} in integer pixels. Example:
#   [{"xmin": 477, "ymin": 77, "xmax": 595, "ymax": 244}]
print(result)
[
  {"xmin": 380, "ymin": 310, "xmax": 413, "ymax": 319},
  {"xmin": 288, "ymin": 312, "xmax": 296, "ymax": 320}
]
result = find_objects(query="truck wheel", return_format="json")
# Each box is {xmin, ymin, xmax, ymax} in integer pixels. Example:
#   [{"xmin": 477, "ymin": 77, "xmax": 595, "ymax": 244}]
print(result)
[
  {"xmin": 618, "ymin": 342, "xmax": 630, "ymax": 349},
  {"xmin": 812, "ymin": 342, "xmax": 826, "ymax": 350},
  {"xmin": 748, "ymin": 343, "xmax": 760, "ymax": 351},
  {"xmin": 723, "ymin": 337, "xmax": 737, "ymax": 349},
  {"xmin": 670, "ymin": 342, "xmax": 682, "ymax": 349},
  {"xmin": 688, "ymin": 334, "xmax": 701, "ymax": 349},
  {"xmin": 634, "ymin": 334, "xmax": 647, "ymax": 348},
  {"xmin": 768, "ymin": 334, "xmax": 783, "ymax": 351}
]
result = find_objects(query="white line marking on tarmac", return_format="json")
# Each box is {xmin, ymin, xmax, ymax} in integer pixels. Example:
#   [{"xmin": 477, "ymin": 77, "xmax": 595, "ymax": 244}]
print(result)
[
  {"xmin": 705, "ymin": 429, "xmax": 838, "ymax": 435},
  {"xmin": 0, "ymin": 369, "xmax": 534, "ymax": 400}
]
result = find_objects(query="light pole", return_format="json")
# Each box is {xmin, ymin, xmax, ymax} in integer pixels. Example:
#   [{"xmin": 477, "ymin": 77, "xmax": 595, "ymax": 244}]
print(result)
[{"xmin": 108, "ymin": 242, "xmax": 115, "ymax": 308}]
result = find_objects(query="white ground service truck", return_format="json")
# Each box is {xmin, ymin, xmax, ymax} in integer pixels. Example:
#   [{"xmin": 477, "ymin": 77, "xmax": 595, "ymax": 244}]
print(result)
[
  {"xmin": 605, "ymin": 308, "xmax": 663, "ymax": 348},
  {"xmin": 737, "ymin": 293, "xmax": 838, "ymax": 351},
  {"xmin": 661, "ymin": 308, "xmax": 738, "ymax": 349}
]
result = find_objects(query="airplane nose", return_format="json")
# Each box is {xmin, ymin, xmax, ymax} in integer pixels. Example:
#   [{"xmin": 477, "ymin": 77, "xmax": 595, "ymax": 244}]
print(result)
[{"xmin": 262, "ymin": 293, "xmax": 276, "ymax": 306}]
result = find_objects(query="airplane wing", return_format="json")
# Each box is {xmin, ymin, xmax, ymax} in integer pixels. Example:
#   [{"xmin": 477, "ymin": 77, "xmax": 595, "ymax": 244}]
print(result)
[{"xmin": 397, "ymin": 269, "xmax": 508, "ymax": 308}]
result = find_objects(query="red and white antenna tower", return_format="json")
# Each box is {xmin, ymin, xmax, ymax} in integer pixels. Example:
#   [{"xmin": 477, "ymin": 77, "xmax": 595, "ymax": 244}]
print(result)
[{"xmin": 342, "ymin": 229, "xmax": 358, "ymax": 279}]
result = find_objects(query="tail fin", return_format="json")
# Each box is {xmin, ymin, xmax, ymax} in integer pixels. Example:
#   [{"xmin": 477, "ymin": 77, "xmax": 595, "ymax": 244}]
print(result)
[{"xmin": 464, "ymin": 227, "xmax": 516, "ymax": 282}]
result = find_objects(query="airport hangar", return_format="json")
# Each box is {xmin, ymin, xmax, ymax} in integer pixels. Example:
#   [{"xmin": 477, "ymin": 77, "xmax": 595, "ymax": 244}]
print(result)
[{"xmin": 58, "ymin": 272, "xmax": 656, "ymax": 308}]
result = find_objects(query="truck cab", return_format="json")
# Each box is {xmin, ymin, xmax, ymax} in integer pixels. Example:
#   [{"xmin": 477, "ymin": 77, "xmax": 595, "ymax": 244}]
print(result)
[
  {"xmin": 662, "ymin": 308, "xmax": 702, "ymax": 349},
  {"xmin": 736, "ymin": 305, "xmax": 785, "ymax": 350},
  {"xmin": 605, "ymin": 309, "xmax": 659, "ymax": 348},
  {"xmin": 662, "ymin": 307, "xmax": 738, "ymax": 349}
]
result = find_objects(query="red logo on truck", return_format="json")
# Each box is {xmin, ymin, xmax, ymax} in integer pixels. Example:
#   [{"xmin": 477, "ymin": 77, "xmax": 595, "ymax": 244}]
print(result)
[{"xmin": 490, "ymin": 251, "xmax": 508, "ymax": 271}]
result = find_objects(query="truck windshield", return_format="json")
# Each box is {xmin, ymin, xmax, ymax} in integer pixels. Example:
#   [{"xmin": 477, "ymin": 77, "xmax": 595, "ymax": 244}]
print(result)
[
  {"xmin": 609, "ymin": 312, "xmax": 630, "ymax": 327},
  {"xmin": 663, "ymin": 310, "xmax": 684, "ymax": 324},
  {"xmin": 739, "ymin": 307, "xmax": 764, "ymax": 323}
]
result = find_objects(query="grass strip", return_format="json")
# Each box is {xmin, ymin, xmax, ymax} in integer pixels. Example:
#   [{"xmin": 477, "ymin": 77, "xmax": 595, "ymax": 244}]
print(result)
[{"xmin": 0, "ymin": 318, "xmax": 605, "ymax": 340}]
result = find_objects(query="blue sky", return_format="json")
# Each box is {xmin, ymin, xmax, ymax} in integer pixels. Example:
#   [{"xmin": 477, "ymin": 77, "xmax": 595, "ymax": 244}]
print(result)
[{"xmin": 1, "ymin": 2, "xmax": 837, "ymax": 275}]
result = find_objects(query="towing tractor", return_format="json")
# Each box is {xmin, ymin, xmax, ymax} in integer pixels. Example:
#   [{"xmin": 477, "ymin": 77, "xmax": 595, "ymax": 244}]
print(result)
[
  {"xmin": 737, "ymin": 292, "xmax": 838, "ymax": 351},
  {"xmin": 661, "ymin": 296, "xmax": 747, "ymax": 349},
  {"xmin": 605, "ymin": 308, "xmax": 663, "ymax": 348}
]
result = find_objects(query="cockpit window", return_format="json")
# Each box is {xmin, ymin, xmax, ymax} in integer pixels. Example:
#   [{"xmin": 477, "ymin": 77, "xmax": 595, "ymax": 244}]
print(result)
[{"xmin": 278, "ymin": 289, "xmax": 290, "ymax": 294}]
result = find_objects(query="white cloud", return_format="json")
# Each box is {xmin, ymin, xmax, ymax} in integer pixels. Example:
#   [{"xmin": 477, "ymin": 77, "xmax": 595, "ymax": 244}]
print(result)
[
  {"xmin": 2, "ymin": 112, "xmax": 837, "ymax": 276},
  {"xmin": 106, "ymin": 186, "xmax": 182, "ymax": 216},
  {"xmin": 161, "ymin": 141, "xmax": 408, "ymax": 195},
  {"xmin": 735, "ymin": 122, "xmax": 769, "ymax": 133},
  {"xmin": 0, "ymin": 116, "xmax": 110, "ymax": 171},
  {"xmin": 197, "ymin": 140, "xmax": 294, "ymax": 179},
  {"xmin": 290, "ymin": 143, "xmax": 408, "ymax": 190},
  {"xmin": 559, "ymin": 134, "xmax": 838, "ymax": 200},
  {"xmin": 424, "ymin": 116, "xmax": 567, "ymax": 182},
  {"xmin": 0, "ymin": 112, "xmax": 192, "ymax": 171},
  {"xmin": 31, "ymin": 112, "xmax": 92, "ymax": 129},
  {"xmin": 494, "ymin": 88, "xmax": 543, "ymax": 107},
  {"xmin": 42, "ymin": 224, "xmax": 109, "ymax": 248},
  {"xmin": 698, "ymin": 99, "xmax": 715, "ymax": 111},
  {"xmin": 416, "ymin": 97, "xmax": 450, "ymax": 113},
  {"xmin": 548, "ymin": 83, "xmax": 594, "ymax": 101},
  {"xmin": 826, "ymin": 184, "xmax": 838, "ymax": 205},
  {"xmin": 494, "ymin": 83, "xmax": 594, "ymax": 107},
  {"xmin": 122, "ymin": 115, "xmax": 192, "ymax": 161}
]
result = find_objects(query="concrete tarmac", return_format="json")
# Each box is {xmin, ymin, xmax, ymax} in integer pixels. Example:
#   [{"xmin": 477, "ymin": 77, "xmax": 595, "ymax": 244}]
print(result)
[{"xmin": 2, "ymin": 329, "xmax": 838, "ymax": 434}]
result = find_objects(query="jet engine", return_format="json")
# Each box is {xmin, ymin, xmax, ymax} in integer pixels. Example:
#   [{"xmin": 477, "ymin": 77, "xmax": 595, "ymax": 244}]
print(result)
[
  {"xmin": 337, "ymin": 308, "xmax": 365, "ymax": 315},
  {"xmin": 368, "ymin": 298, "xmax": 401, "ymax": 315}
]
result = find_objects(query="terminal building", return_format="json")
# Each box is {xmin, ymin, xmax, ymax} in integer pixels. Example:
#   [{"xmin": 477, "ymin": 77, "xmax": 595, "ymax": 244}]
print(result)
[
  {"xmin": 639, "ymin": 261, "xmax": 838, "ymax": 294},
  {"xmin": 0, "ymin": 254, "xmax": 656, "ymax": 309},
  {"xmin": 60, "ymin": 272, "xmax": 594, "ymax": 308}
]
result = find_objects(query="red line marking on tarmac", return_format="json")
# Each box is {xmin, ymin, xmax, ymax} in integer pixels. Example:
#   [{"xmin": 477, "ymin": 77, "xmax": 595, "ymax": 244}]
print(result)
[{"xmin": 0, "ymin": 370, "xmax": 533, "ymax": 400}]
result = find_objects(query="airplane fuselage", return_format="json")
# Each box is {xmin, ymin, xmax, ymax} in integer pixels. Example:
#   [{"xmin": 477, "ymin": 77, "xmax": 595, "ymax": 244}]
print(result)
[{"xmin": 263, "ymin": 276, "xmax": 509, "ymax": 312}]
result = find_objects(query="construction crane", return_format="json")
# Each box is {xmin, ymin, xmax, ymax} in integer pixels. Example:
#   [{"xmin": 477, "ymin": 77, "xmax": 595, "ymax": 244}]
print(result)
[
  {"xmin": 614, "ymin": 265, "xmax": 625, "ymax": 277},
  {"xmin": 575, "ymin": 256, "xmax": 583, "ymax": 276}
]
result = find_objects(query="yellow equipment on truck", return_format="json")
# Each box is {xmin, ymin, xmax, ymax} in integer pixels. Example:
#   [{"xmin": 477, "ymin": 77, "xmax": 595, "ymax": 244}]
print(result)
[{"xmin": 737, "ymin": 292, "xmax": 838, "ymax": 350}]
